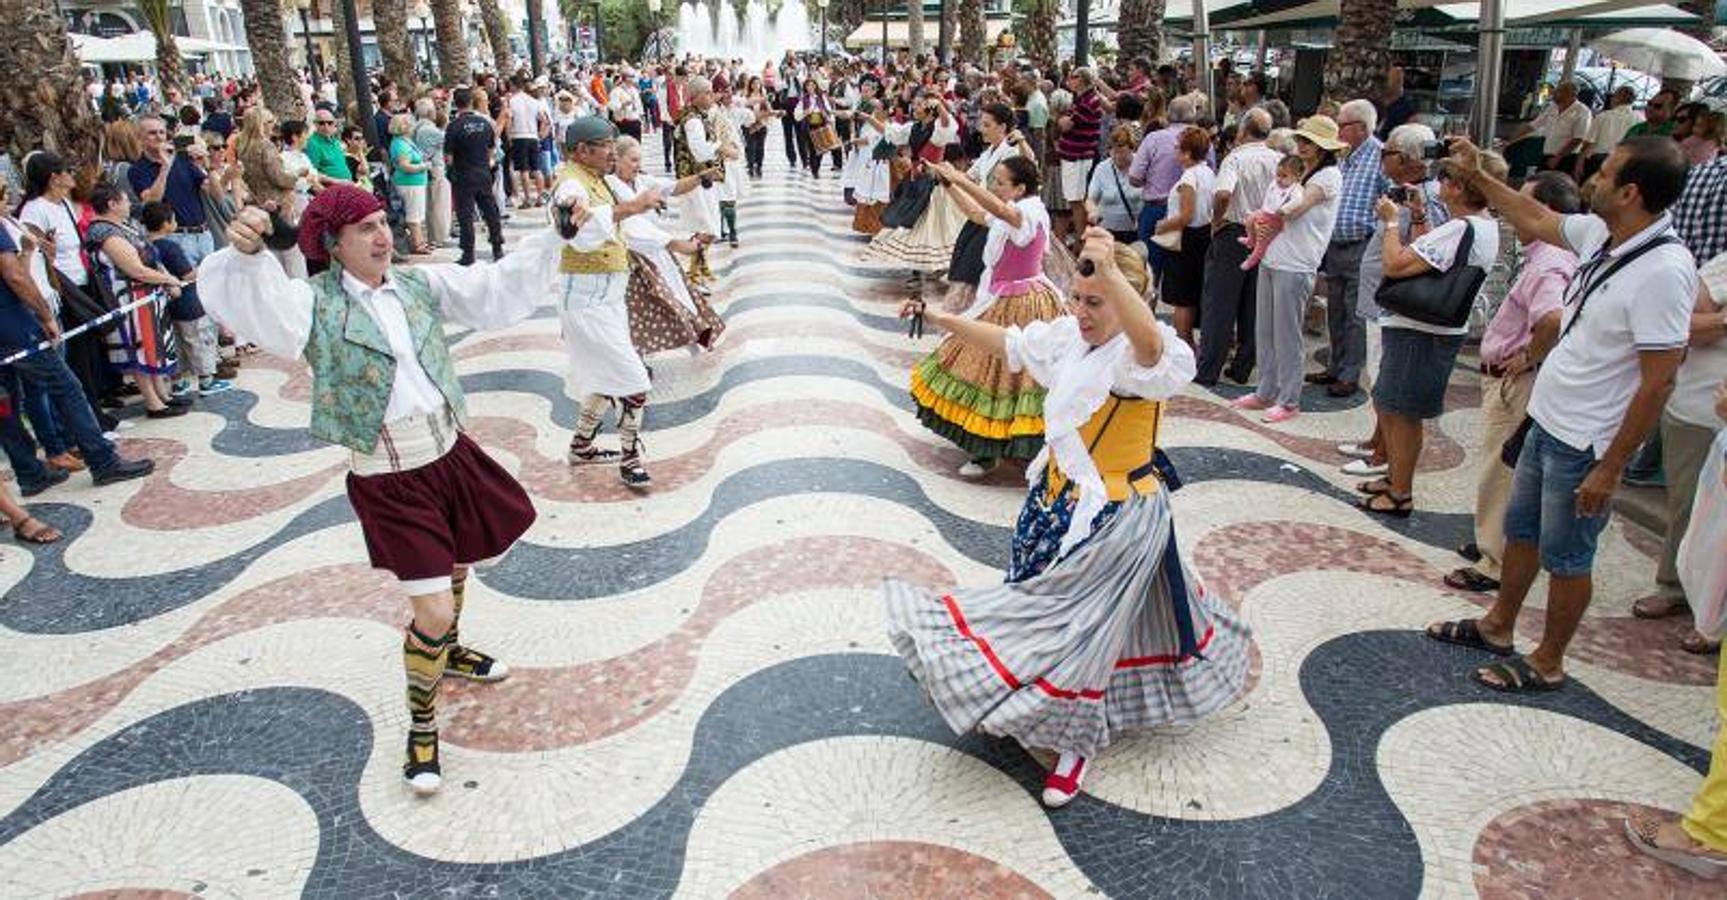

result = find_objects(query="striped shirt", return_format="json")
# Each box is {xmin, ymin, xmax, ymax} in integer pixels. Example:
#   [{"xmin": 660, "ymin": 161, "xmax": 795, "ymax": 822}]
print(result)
[
  {"xmin": 1056, "ymin": 89, "xmax": 1103, "ymax": 162},
  {"xmin": 1331, "ymin": 136, "xmax": 1391, "ymax": 243}
]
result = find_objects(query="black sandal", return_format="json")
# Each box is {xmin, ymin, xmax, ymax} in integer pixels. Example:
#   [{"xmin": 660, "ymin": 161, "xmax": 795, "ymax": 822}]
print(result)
[
  {"xmin": 1356, "ymin": 478, "xmax": 1392, "ymax": 496},
  {"xmin": 1359, "ymin": 491, "xmax": 1412, "ymax": 518},
  {"xmin": 1475, "ymin": 656, "xmax": 1565, "ymax": 693},
  {"xmin": 1444, "ymin": 567, "xmax": 1501, "ymax": 593},
  {"xmin": 1426, "ymin": 619, "xmax": 1515, "ymax": 656}
]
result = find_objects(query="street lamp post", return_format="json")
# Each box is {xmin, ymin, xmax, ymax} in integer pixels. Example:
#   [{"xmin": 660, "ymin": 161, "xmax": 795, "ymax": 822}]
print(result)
[
  {"xmin": 648, "ymin": 0, "xmax": 663, "ymax": 60},
  {"xmin": 296, "ymin": 0, "xmax": 320, "ymax": 84},
  {"xmin": 817, "ymin": 0, "xmax": 829, "ymax": 61},
  {"xmin": 339, "ymin": 0, "xmax": 379, "ymax": 151},
  {"xmin": 880, "ymin": 0, "xmax": 888, "ymax": 64}
]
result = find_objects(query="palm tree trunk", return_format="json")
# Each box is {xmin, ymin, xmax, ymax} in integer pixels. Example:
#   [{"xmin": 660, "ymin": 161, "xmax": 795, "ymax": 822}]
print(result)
[
  {"xmin": 372, "ymin": 0, "xmax": 419, "ymax": 92},
  {"xmin": 138, "ymin": 0, "xmax": 187, "ymax": 99},
  {"xmin": 1022, "ymin": 0, "xmax": 1057, "ymax": 72},
  {"xmin": 958, "ymin": 0, "xmax": 984, "ymax": 67},
  {"xmin": 1323, "ymin": 0, "xmax": 1394, "ymax": 104},
  {"xmin": 0, "ymin": 0, "xmax": 104, "ymax": 174},
  {"xmin": 329, "ymin": 0, "xmax": 360, "ymax": 120},
  {"xmin": 476, "ymin": 0, "xmax": 513, "ymax": 76},
  {"xmin": 1116, "ymin": 0, "xmax": 1163, "ymax": 65},
  {"xmin": 907, "ymin": 0, "xmax": 925, "ymax": 59},
  {"xmin": 239, "ymin": 0, "xmax": 299, "ymax": 118},
  {"xmin": 431, "ymin": 0, "xmax": 472, "ymax": 86},
  {"xmin": 1677, "ymin": 0, "xmax": 1717, "ymax": 39}
]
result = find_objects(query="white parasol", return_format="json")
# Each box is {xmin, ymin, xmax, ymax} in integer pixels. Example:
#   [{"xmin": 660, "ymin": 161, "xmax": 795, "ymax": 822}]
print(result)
[{"xmin": 1589, "ymin": 28, "xmax": 1727, "ymax": 81}]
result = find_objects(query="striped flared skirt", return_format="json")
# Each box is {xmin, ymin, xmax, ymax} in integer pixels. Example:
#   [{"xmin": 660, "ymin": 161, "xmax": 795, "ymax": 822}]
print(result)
[{"xmin": 883, "ymin": 486, "xmax": 1253, "ymax": 758}]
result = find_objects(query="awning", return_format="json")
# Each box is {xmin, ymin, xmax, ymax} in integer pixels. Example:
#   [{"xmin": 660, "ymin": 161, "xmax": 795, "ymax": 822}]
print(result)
[
  {"xmin": 72, "ymin": 32, "xmax": 245, "ymax": 65},
  {"xmin": 842, "ymin": 18, "xmax": 1010, "ymax": 50},
  {"xmin": 1220, "ymin": 0, "xmax": 1699, "ymax": 30}
]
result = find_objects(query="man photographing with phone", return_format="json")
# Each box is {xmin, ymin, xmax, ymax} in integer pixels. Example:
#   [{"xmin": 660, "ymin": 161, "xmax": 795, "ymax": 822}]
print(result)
[{"xmin": 130, "ymin": 115, "xmax": 222, "ymax": 266}]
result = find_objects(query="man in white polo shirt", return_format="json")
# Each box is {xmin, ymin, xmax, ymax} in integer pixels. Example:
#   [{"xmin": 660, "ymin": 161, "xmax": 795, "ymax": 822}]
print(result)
[
  {"xmin": 1524, "ymin": 81, "xmax": 1592, "ymax": 174},
  {"xmin": 1426, "ymin": 135, "xmax": 1697, "ymax": 693}
]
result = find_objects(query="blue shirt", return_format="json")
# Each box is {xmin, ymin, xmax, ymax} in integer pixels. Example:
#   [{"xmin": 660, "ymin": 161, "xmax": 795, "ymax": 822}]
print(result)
[
  {"xmin": 0, "ymin": 230, "xmax": 45, "ymax": 349},
  {"xmin": 152, "ymin": 237, "xmax": 205, "ymax": 322},
  {"xmin": 128, "ymin": 155, "xmax": 209, "ymax": 228},
  {"xmin": 1332, "ymin": 136, "xmax": 1391, "ymax": 243}
]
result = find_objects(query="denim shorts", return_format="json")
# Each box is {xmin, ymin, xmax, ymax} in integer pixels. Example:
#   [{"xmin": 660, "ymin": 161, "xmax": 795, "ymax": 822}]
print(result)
[{"xmin": 1503, "ymin": 421, "xmax": 1609, "ymax": 578}]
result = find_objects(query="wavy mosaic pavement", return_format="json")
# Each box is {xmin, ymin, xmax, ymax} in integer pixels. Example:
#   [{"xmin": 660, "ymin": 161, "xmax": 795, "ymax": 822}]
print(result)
[{"xmin": 2, "ymin": 141, "xmax": 1718, "ymax": 899}]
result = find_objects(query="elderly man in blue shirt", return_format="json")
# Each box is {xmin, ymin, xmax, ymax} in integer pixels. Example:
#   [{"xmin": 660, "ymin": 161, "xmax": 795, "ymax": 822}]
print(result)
[{"xmin": 1308, "ymin": 98, "xmax": 1391, "ymax": 397}]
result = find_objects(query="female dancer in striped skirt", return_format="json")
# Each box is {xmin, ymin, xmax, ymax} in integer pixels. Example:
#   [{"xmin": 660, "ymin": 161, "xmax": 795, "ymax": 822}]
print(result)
[{"xmin": 885, "ymin": 229, "xmax": 1252, "ymax": 808}]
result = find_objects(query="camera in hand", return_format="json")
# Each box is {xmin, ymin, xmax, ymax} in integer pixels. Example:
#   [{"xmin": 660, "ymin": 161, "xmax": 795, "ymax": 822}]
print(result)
[
  {"xmin": 172, "ymin": 134, "xmax": 196, "ymax": 151},
  {"xmin": 1386, "ymin": 185, "xmax": 1411, "ymax": 203},
  {"xmin": 553, "ymin": 203, "xmax": 581, "ymax": 240},
  {"xmin": 699, "ymin": 174, "xmax": 713, "ymax": 189},
  {"xmin": 1077, "ymin": 259, "xmax": 1096, "ymax": 277},
  {"xmin": 263, "ymin": 209, "xmax": 300, "ymax": 251},
  {"xmin": 1419, "ymin": 138, "xmax": 1455, "ymax": 161}
]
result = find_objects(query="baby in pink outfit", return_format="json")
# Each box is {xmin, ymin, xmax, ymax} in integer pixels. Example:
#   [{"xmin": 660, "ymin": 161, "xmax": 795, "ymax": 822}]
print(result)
[{"xmin": 1240, "ymin": 154, "xmax": 1308, "ymax": 270}]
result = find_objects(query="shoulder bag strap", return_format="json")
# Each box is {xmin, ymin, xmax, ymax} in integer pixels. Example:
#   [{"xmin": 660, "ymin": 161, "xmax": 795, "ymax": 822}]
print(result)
[{"xmin": 1558, "ymin": 233, "xmax": 1681, "ymax": 342}]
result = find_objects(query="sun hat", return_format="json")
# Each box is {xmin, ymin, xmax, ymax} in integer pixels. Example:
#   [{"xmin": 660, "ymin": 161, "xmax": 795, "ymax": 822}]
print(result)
[{"xmin": 1292, "ymin": 115, "xmax": 1348, "ymax": 152}]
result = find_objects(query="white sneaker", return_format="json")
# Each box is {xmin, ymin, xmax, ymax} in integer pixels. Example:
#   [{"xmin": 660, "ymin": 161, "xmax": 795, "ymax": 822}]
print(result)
[
  {"xmin": 1337, "ymin": 442, "xmax": 1376, "ymax": 459},
  {"xmin": 1341, "ymin": 458, "xmax": 1389, "ymax": 476}
]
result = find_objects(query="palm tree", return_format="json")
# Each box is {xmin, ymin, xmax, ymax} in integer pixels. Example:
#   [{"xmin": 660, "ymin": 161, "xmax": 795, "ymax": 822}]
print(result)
[
  {"xmin": 372, "ymin": 0, "xmax": 420, "ymax": 91},
  {"xmin": 1323, "ymin": 0, "xmax": 1394, "ymax": 103},
  {"xmin": 137, "ymin": 0, "xmax": 188, "ymax": 98},
  {"xmin": 0, "ymin": 0, "xmax": 104, "ymax": 170},
  {"xmin": 430, "ymin": 0, "xmax": 472, "ymax": 86},
  {"xmin": 239, "ymin": 0, "xmax": 299, "ymax": 117},
  {"xmin": 957, "ymin": 0, "xmax": 984, "ymax": 67},
  {"xmin": 476, "ymin": 0, "xmax": 513, "ymax": 75},
  {"xmin": 1021, "ymin": 0, "xmax": 1057, "ymax": 71},
  {"xmin": 1116, "ymin": 0, "xmax": 1162, "ymax": 65},
  {"xmin": 907, "ymin": 0, "xmax": 925, "ymax": 59},
  {"xmin": 1678, "ymin": 0, "xmax": 1717, "ymax": 39},
  {"xmin": 328, "ymin": 0, "xmax": 359, "ymax": 119}
]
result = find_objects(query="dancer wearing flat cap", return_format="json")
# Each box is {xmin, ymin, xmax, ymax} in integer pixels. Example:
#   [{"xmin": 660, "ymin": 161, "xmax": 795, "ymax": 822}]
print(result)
[
  {"xmin": 196, "ymin": 183, "xmax": 582, "ymax": 796},
  {"xmin": 550, "ymin": 115, "xmax": 670, "ymax": 488}
]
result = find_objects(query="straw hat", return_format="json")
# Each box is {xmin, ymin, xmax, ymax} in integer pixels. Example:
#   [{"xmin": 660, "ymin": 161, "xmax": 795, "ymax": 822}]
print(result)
[{"xmin": 1292, "ymin": 115, "xmax": 1348, "ymax": 152}]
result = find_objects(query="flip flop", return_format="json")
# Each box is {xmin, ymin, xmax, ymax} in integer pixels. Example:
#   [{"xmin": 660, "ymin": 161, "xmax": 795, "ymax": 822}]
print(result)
[
  {"xmin": 1425, "ymin": 619, "xmax": 1515, "ymax": 656},
  {"xmin": 1474, "ymin": 656, "xmax": 1565, "ymax": 693},
  {"xmin": 1444, "ymin": 567, "xmax": 1501, "ymax": 593},
  {"xmin": 1624, "ymin": 816, "xmax": 1727, "ymax": 880},
  {"xmin": 1680, "ymin": 632, "xmax": 1722, "ymax": 656},
  {"xmin": 11, "ymin": 517, "xmax": 61, "ymax": 545}
]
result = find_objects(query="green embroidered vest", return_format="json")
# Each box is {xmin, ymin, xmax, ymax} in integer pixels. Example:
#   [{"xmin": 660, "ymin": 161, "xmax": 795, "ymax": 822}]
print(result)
[{"xmin": 303, "ymin": 264, "xmax": 467, "ymax": 453}]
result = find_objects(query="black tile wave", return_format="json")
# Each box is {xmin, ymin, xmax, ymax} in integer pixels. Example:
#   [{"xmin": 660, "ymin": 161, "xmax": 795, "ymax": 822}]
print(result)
[
  {"xmin": 0, "ymin": 495, "xmax": 356, "ymax": 634},
  {"xmin": 483, "ymin": 456, "xmax": 1012, "ymax": 600},
  {"xmin": 0, "ymin": 635, "xmax": 1703, "ymax": 898}
]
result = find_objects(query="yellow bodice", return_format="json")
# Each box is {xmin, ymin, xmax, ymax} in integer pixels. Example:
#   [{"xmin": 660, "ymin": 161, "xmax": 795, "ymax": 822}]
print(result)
[
  {"xmin": 554, "ymin": 163, "xmax": 629, "ymax": 274},
  {"xmin": 1043, "ymin": 394, "xmax": 1166, "ymax": 503}
]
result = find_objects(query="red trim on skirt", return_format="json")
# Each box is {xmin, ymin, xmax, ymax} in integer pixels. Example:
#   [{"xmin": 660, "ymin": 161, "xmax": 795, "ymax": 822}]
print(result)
[
  {"xmin": 344, "ymin": 433, "xmax": 536, "ymax": 582},
  {"xmin": 942, "ymin": 593, "xmax": 1217, "ymax": 702}
]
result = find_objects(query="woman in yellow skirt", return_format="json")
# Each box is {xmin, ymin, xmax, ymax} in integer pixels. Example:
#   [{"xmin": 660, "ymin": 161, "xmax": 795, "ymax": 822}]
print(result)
[{"xmin": 910, "ymin": 155, "xmax": 1065, "ymax": 477}]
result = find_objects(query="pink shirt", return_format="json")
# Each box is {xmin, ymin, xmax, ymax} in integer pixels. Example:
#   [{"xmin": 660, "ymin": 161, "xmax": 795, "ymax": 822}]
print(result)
[{"xmin": 1480, "ymin": 240, "xmax": 1578, "ymax": 367}]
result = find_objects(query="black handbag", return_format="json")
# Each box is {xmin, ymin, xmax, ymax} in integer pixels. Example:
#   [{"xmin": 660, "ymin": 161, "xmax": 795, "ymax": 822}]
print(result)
[
  {"xmin": 880, "ymin": 175, "xmax": 935, "ymax": 229},
  {"xmin": 1374, "ymin": 216, "xmax": 1489, "ymax": 329}
]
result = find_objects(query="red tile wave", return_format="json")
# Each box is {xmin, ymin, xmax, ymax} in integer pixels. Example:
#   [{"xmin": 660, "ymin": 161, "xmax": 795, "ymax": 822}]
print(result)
[
  {"xmin": 1474, "ymin": 799, "xmax": 1719, "ymax": 900},
  {"xmin": 1192, "ymin": 520, "xmax": 1717, "ymax": 685},
  {"xmin": 440, "ymin": 536, "xmax": 954, "ymax": 750},
  {"xmin": 0, "ymin": 565, "xmax": 396, "ymax": 768},
  {"xmin": 730, "ymin": 841, "xmax": 1053, "ymax": 900},
  {"xmin": 117, "ymin": 438, "xmax": 345, "ymax": 532}
]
